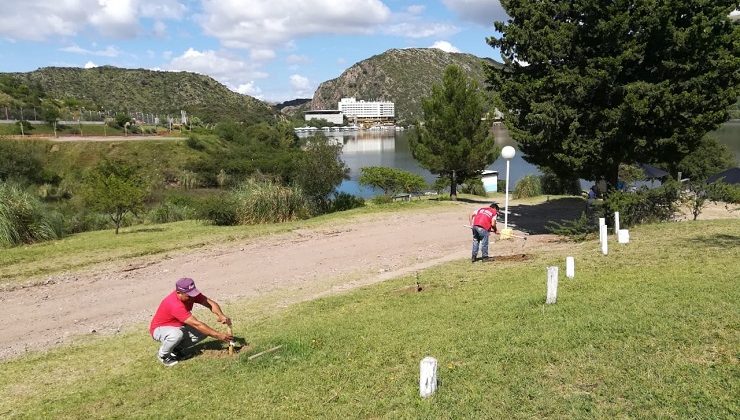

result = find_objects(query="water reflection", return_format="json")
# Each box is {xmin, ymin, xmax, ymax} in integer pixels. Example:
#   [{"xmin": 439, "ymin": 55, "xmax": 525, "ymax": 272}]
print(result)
[{"xmin": 298, "ymin": 121, "xmax": 740, "ymax": 198}]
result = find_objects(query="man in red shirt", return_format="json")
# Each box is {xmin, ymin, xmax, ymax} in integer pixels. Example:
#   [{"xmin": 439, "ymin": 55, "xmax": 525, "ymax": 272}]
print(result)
[
  {"xmin": 469, "ymin": 203, "xmax": 499, "ymax": 262},
  {"xmin": 150, "ymin": 277, "xmax": 233, "ymax": 366}
]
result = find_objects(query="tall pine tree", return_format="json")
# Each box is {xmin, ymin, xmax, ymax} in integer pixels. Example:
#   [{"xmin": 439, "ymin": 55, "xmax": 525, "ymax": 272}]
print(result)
[
  {"xmin": 488, "ymin": 1, "xmax": 740, "ymax": 186},
  {"xmin": 410, "ymin": 65, "xmax": 498, "ymax": 199}
]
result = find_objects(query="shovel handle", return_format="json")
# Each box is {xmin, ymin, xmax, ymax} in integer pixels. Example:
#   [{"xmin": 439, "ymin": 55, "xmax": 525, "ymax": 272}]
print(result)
[{"xmin": 227, "ymin": 325, "xmax": 235, "ymax": 355}]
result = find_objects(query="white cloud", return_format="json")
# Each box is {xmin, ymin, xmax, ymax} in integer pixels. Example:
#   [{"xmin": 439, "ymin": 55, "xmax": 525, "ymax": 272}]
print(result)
[
  {"xmin": 140, "ymin": 0, "xmax": 187, "ymax": 19},
  {"xmin": 430, "ymin": 41, "xmax": 460, "ymax": 53},
  {"xmin": 0, "ymin": 0, "xmax": 187, "ymax": 40},
  {"xmin": 236, "ymin": 82, "xmax": 263, "ymax": 99},
  {"xmin": 250, "ymin": 48, "xmax": 276, "ymax": 61},
  {"xmin": 384, "ymin": 22, "xmax": 459, "ymax": 39},
  {"xmin": 407, "ymin": 5, "xmax": 426, "ymax": 15},
  {"xmin": 289, "ymin": 74, "xmax": 315, "ymax": 97},
  {"xmin": 166, "ymin": 48, "xmax": 269, "ymax": 96},
  {"xmin": 84, "ymin": 61, "xmax": 98, "ymax": 69},
  {"xmin": 199, "ymin": 0, "xmax": 391, "ymax": 50},
  {"xmin": 442, "ymin": 0, "xmax": 508, "ymax": 26},
  {"xmin": 88, "ymin": 0, "xmax": 140, "ymax": 38},
  {"xmin": 60, "ymin": 44, "xmax": 122, "ymax": 57}
]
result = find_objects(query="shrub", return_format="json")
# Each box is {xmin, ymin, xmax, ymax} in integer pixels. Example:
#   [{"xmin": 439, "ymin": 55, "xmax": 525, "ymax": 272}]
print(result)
[
  {"xmin": 546, "ymin": 211, "xmax": 597, "ymax": 241},
  {"xmin": 148, "ymin": 201, "xmax": 196, "ymax": 224},
  {"xmin": 432, "ymin": 177, "xmax": 450, "ymax": 195},
  {"xmin": 497, "ymin": 179, "xmax": 506, "ymax": 193},
  {"xmin": 540, "ymin": 170, "xmax": 582, "ymax": 195},
  {"xmin": 232, "ymin": 180, "xmax": 310, "ymax": 224},
  {"xmin": 185, "ymin": 135, "xmax": 205, "ymax": 151},
  {"xmin": 359, "ymin": 167, "xmax": 426, "ymax": 197},
  {"xmin": 513, "ymin": 174, "xmax": 542, "ymax": 199},
  {"xmin": 603, "ymin": 181, "xmax": 681, "ymax": 226},
  {"xmin": 0, "ymin": 182, "xmax": 59, "ymax": 247},
  {"xmin": 461, "ymin": 178, "xmax": 486, "ymax": 196},
  {"xmin": 330, "ymin": 192, "xmax": 365, "ymax": 213},
  {"xmin": 371, "ymin": 195, "xmax": 393, "ymax": 205},
  {"xmin": 196, "ymin": 194, "xmax": 239, "ymax": 226}
]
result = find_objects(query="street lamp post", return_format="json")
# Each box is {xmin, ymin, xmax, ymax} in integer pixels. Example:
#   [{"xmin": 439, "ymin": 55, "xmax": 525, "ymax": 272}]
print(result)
[{"xmin": 501, "ymin": 146, "xmax": 516, "ymax": 236}]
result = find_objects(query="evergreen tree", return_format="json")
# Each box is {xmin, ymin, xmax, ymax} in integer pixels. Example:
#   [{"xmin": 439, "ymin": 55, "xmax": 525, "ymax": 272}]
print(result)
[
  {"xmin": 409, "ymin": 65, "xmax": 497, "ymax": 199},
  {"xmin": 488, "ymin": 1, "xmax": 740, "ymax": 186}
]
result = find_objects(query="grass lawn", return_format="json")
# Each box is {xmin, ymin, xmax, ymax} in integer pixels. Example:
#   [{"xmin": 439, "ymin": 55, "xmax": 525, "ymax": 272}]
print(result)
[{"xmin": 1, "ymin": 219, "xmax": 737, "ymax": 418}]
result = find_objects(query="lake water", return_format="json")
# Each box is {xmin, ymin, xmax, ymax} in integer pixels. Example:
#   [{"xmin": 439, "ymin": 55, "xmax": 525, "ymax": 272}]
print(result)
[{"xmin": 300, "ymin": 122, "xmax": 739, "ymax": 198}]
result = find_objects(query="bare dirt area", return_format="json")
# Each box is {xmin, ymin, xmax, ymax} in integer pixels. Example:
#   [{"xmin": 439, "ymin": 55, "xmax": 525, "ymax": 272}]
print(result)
[{"xmin": 2, "ymin": 198, "xmax": 736, "ymax": 360}]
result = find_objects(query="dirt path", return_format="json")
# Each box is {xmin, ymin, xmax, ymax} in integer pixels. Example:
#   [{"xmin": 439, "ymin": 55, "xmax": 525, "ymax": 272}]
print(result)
[{"xmin": 2, "ymin": 199, "xmax": 734, "ymax": 360}]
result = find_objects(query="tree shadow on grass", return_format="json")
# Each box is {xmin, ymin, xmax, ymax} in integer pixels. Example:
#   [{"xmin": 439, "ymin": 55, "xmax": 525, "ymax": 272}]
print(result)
[
  {"xmin": 507, "ymin": 197, "xmax": 588, "ymax": 235},
  {"xmin": 689, "ymin": 234, "xmax": 740, "ymax": 249}
]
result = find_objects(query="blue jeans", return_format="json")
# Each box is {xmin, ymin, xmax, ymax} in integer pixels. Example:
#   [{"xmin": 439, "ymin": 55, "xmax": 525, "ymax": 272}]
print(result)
[
  {"xmin": 472, "ymin": 226, "xmax": 490, "ymax": 259},
  {"xmin": 152, "ymin": 325, "xmax": 206, "ymax": 358}
]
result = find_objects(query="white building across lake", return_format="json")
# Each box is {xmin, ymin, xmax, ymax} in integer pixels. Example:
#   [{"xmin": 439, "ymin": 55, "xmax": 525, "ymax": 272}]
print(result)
[{"xmin": 303, "ymin": 97, "xmax": 396, "ymax": 129}]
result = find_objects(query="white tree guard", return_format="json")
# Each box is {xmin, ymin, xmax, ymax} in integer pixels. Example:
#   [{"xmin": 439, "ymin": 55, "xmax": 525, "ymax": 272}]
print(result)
[
  {"xmin": 614, "ymin": 212, "xmax": 620, "ymax": 235},
  {"xmin": 419, "ymin": 357, "xmax": 438, "ymax": 398},
  {"xmin": 599, "ymin": 218, "xmax": 606, "ymax": 243},
  {"xmin": 618, "ymin": 229, "xmax": 630, "ymax": 244},
  {"xmin": 600, "ymin": 225, "xmax": 608, "ymax": 255},
  {"xmin": 566, "ymin": 256, "xmax": 575, "ymax": 279},
  {"xmin": 546, "ymin": 266, "xmax": 559, "ymax": 304}
]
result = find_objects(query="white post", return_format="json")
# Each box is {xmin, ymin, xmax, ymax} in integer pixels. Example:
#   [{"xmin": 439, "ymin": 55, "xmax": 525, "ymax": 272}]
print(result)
[
  {"xmin": 546, "ymin": 266, "xmax": 558, "ymax": 304},
  {"xmin": 504, "ymin": 159, "xmax": 510, "ymax": 229},
  {"xmin": 600, "ymin": 225, "xmax": 608, "ymax": 255},
  {"xmin": 614, "ymin": 212, "xmax": 620, "ymax": 236},
  {"xmin": 501, "ymin": 146, "xmax": 516, "ymax": 230},
  {"xmin": 566, "ymin": 257, "xmax": 575, "ymax": 279},
  {"xmin": 598, "ymin": 217, "xmax": 606, "ymax": 243},
  {"xmin": 419, "ymin": 357, "xmax": 438, "ymax": 398}
]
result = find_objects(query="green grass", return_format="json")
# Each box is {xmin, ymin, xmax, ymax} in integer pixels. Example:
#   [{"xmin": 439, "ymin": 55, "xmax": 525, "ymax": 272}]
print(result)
[
  {"xmin": 1, "ymin": 219, "xmax": 737, "ymax": 418},
  {"xmin": 0, "ymin": 199, "xmax": 447, "ymax": 285}
]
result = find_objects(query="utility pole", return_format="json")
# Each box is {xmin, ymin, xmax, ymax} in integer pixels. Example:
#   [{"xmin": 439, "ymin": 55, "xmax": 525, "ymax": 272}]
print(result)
[{"xmin": 19, "ymin": 107, "xmax": 25, "ymax": 136}]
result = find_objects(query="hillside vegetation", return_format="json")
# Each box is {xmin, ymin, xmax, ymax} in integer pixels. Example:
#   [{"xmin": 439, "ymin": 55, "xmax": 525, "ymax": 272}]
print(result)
[
  {"xmin": 311, "ymin": 48, "xmax": 501, "ymax": 123},
  {"xmin": 1, "ymin": 67, "xmax": 275, "ymax": 123}
]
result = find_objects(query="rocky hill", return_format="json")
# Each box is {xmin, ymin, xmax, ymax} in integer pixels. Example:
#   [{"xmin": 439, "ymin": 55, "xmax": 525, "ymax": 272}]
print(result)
[
  {"xmin": 311, "ymin": 48, "xmax": 501, "ymax": 123},
  {"xmin": 1, "ymin": 66, "xmax": 274, "ymax": 123}
]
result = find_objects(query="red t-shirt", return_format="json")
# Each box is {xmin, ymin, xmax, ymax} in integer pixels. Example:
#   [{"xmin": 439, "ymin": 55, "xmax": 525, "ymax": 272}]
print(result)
[
  {"xmin": 149, "ymin": 291, "xmax": 207, "ymax": 335},
  {"xmin": 472, "ymin": 207, "xmax": 497, "ymax": 231}
]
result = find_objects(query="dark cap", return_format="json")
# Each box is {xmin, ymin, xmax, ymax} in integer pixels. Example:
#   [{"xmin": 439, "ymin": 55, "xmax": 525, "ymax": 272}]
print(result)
[
  {"xmin": 490, "ymin": 202, "xmax": 500, "ymax": 211},
  {"xmin": 175, "ymin": 277, "xmax": 201, "ymax": 297}
]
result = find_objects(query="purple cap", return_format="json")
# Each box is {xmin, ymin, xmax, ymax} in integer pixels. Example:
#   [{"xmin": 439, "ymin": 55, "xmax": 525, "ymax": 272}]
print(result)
[{"xmin": 175, "ymin": 277, "xmax": 201, "ymax": 297}]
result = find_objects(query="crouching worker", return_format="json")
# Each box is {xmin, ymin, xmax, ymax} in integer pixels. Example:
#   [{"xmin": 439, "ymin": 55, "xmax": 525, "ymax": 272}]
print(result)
[
  {"xmin": 470, "ymin": 203, "xmax": 499, "ymax": 262},
  {"xmin": 149, "ymin": 277, "xmax": 233, "ymax": 366}
]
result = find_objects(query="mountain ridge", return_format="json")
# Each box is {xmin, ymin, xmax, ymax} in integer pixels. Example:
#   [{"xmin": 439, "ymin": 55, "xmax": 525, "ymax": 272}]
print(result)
[{"xmin": 310, "ymin": 48, "xmax": 502, "ymax": 123}]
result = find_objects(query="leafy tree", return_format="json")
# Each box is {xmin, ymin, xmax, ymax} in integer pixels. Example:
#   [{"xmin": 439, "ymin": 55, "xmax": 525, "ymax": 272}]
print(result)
[
  {"xmin": 83, "ymin": 160, "xmax": 148, "ymax": 234},
  {"xmin": 359, "ymin": 167, "xmax": 426, "ymax": 197},
  {"xmin": 409, "ymin": 65, "xmax": 497, "ymax": 199},
  {"xmin": 0, "ymin": 140, "xmax": 47, "ymax": 184},
  {"xmin": 489, "ymin": 1, "xmax": 740, "ymax": 186},
  {"xmin": 294, "ymin": 134, "xmax": 349, "ymax": 213},
  {"xmin": 677, "ymin": 136, "xmax": 736, "ymax": 181}
]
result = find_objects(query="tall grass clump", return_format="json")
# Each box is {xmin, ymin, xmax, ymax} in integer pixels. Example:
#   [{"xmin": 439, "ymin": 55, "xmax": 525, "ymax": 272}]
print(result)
[
  {"xmin": 0, "ymin": 182, "xmax": 59, "ymax": 247},
  {"xmin": 513, "ymin": 174, "xmax": 542, "ymax": 198},
  {"xmin": 232, "ymin": 180, "xmax": 310, "ymax": 224}
]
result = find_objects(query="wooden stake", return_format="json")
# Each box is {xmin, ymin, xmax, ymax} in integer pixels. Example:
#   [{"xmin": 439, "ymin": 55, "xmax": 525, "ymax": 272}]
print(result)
[
  {"xmin": 248, "ymin": 345, "xmax": 283, "ymax": 361},
  {"xmin": 227, "ymin": 325, "xmax": 234, "ymax": 355}
]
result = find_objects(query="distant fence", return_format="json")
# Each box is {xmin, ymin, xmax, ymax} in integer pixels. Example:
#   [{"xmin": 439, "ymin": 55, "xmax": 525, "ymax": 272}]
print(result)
[
  {"xmin": 0, "ymin": 119, "xmax": 104, "ymax": 125},
  {"xmin": 0, "ymin": 107, "xmax": 186, "ymax": 125}
]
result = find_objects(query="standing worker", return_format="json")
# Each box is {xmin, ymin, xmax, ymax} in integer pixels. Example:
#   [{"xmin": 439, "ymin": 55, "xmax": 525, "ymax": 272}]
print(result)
[
  {"xmin": 149, "ymin": 277, "xmax": 233, "ymax": 366},
  {"xmin": 470, "ymin": 203, "xmax": 499, "ymax": 262}
]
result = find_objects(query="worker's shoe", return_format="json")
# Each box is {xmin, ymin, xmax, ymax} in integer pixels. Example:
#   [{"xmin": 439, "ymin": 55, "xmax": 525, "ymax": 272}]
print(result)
[
  {"xmin": 471, "ymin": 256, "xmax": 477, "ymax": 263},
  {"xmin": 158, "ymin": 353, "xmax": 178, "ymax": 367},
  {"xmin": 480, "ymin": 256, "xmax": 492, "ymax": 262}
]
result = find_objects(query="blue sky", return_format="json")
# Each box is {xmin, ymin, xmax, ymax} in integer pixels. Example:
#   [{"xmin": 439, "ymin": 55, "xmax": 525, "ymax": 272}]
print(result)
[{"xmin": 0, "ymin": 0, "xmax": 509, "ymax": 103}]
